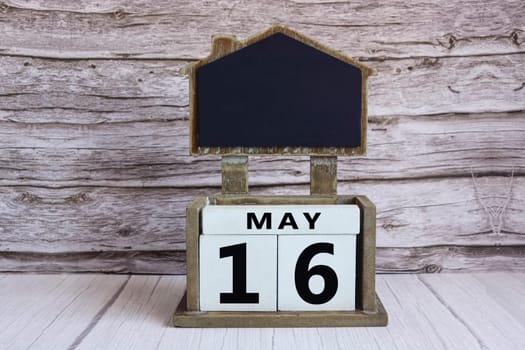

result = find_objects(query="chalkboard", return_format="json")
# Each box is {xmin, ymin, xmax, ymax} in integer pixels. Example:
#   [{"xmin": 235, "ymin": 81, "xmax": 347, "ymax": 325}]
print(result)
[{"xmin": 196, "ymin": 33, "xmax": 363, "ymax": 149}]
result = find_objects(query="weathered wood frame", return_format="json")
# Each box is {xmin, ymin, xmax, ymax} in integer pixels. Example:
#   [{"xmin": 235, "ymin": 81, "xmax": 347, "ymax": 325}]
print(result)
[
  {"xmin": 173, "ymin": 194, "xmax": 387, "ymax": 327},
  {"xmin": 175, "ymin": 25, "xmax": 385, "ymax": 327},
  {"xmin": 183, "ymin": 25, "xmax": 375, "ymax": 157}
]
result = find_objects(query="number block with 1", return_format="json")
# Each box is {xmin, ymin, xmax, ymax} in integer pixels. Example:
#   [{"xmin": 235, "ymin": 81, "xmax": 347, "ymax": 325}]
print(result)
[{"xmin": 199, "ymin": 235, "xmax": 277, "ymax": 311}]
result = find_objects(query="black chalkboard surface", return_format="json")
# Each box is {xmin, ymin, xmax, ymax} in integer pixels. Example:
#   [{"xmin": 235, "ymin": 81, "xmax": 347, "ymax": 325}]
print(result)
[{"xmin": 196, "ymin": 33, "xmax": 362, "ymax": 149}]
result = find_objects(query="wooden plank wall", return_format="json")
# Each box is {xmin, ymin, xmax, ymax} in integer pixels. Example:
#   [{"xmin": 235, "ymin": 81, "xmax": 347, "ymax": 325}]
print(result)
[{"xmin": 0, "ymin": 0, "xmax": 523, "ymax": 274}]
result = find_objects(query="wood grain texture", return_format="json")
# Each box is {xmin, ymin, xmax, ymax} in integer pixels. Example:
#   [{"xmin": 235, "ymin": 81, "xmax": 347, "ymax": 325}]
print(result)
[
  {"xmin": 0, "ymin": 187, "xmax": 198, "ymax": 252},
  {"xmin": 355, "ymin": 196, "xmax": 377, "ymax": 311},
  {"xmin": 75, "ymin": 275, "xmax": 185, "ymax": 350},
  {"xmin": 0, "ymin": 274, "xmax": 127, "ymax": 349},
  {"xmin": 0, "ymin": 250, "xmax": 185, "ymax": 274},
  {"xmin": 377, "ymin": 245, "xmax": 525, "ymax": 273},
  {"xmin": 173, "ymin": 294, "xmax": 387, "ymax": 327},
  {"xmin": 0, "ymin": 0, "xmax": 523, "ymax": 273},
  {"xmin": 310, "ymin": 156, "xmax": 338, "ymax": 195},
  {"xmin": 0, "ymin": 177, "xmax": 523, "ymax": 253},
  {"xmin": 1, "ymin": 56, "xmax": 524, "ymax": 122},
  {"xmin": 420, "ymin": 273, "xmax": 525, "ymax": 349},
  {"xmin": 471, "ymin": 272, "xmax": 525, "ymax": 325},
  {"xmin": 1, "ymin": 246, "xmax": 522, "ymax": 275},
  {"xmin": 369, "ymin": 55, "xmax": 525, "ymax": 116},
  {"xmin": 0, "ymin": 175, "xmax": 523, "ymax": 273},
  {"xmin": 185, "ymin": 197, "xmax": 207, "ymax": 310},
  {"xmin": 221, "ymin": 156, "xmax": 249, "ymax": 194},
  {"xmin": 0, "ymin": 0, "xmax": 523, "ymax": 60},
  {"xmin": 0, "ymin": 57, "xmax": 188, "ymax": 124},
  {"xmin": 367, "ymin": 275, "xmax": 482, "ymax": 349},
  {"xmin": 0, "ymin": 113, "xmax": 523, "ymax": 187},
  {"xmin": 3, "ymin": 273, "xmax": 523, "ymax": 349}
]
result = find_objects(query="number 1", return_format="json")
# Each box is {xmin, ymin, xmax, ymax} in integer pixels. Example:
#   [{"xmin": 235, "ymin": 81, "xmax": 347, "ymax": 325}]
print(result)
[{"xmin": 219, "ymin": 243, "xmax": 259, "ymax": 304}]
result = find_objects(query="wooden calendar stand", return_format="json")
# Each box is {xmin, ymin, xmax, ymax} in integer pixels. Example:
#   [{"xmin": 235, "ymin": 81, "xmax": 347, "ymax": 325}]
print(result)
[{"xmin": 173, "ymin": 26, "xmax": 387, "ymax": 327}]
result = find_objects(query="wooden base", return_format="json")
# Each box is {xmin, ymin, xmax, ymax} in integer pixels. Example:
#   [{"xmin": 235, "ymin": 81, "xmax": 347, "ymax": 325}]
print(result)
[{"xmin": 173, "ymin": 292, "xmax": 388, "ymax": 328}]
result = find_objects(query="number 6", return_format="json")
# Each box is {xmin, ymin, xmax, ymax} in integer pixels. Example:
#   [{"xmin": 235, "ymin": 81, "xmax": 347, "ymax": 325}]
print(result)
[{"xmin": 294, "ymin": 243, "xmax": 339, "ymax": 304}]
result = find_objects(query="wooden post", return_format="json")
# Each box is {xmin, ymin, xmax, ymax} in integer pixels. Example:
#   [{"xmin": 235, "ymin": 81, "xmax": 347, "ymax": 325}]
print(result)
[
  {"xmin": 185, "ymin": 197, "xmax": 208, "ymax": 311},
  {"xmin": 310, "ymin": 156, "xmax": 337, "ymax": 195},
  {"xmin": 222, "ymin": 156, "xmax": 248, "ymax": 194},
  {"xmin": 355, "ymin": 196, "xmax": 378, "ymax": 313}
]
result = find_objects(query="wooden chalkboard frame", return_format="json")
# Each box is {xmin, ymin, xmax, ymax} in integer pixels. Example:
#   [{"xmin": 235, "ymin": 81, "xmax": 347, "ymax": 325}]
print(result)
[{"xmin": 183, "ymin": 25, "xmax": 375, "ymax": 156}]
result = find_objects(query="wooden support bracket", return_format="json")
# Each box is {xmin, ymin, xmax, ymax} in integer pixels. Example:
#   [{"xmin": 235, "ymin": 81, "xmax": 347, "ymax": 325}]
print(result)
[
  {"xmin": 310, "ymin": 156, "xmax": 337, "ymax": 195},
  {"xmin": 222, "ymin": 156, "xmax": 249, "ymax": 194}
]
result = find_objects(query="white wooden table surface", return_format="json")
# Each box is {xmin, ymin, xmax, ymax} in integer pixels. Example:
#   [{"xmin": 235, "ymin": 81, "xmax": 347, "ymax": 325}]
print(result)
[{"xmin": 1, "ymin": 273, "xmax": 524, "ymax": 350}]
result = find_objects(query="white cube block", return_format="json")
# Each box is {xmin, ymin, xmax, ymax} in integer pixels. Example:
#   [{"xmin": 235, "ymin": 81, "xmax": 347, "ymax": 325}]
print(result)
[
  {"xmin": 278, "ymin": 235, "xmax": 357, "ymax": 311},
  {"xmin": 199, "ymin": 235, "xmax": 277, "ymax": 311},
  {"xmin": 202, "ymin": 205, "xmax": 360, "ymax": 235}
]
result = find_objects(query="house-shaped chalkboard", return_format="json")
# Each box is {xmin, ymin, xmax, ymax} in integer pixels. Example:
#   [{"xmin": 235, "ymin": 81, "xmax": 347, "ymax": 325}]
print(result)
[{"xmin": 185, "ymin": 25, "xmax": 375, "ymax": 156}]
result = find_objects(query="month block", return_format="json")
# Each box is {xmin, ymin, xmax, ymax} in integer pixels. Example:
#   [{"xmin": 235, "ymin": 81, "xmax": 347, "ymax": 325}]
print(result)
[
  {"xmin": 202, "ymin": 205, "xmax": 360, "ymax": 235},
  {"xmin": 277, "ymin": 235, "xmax": 358, "ymax": 311},
  {"xmin": 199, "ymin": 235, "xmax": 277, "ymax": 311}
]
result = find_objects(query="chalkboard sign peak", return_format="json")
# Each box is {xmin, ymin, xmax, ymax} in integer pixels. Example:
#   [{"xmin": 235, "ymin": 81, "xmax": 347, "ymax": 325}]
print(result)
[{"xmin": 186, "ymin": 25, "xmax": 375, "ymax": 156}]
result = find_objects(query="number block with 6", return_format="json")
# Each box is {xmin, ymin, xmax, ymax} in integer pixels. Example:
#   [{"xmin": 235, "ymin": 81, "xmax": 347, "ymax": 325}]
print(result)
[{"xmin": 278, "ymin": 235, "xmax": 357, "ymax": 311}]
